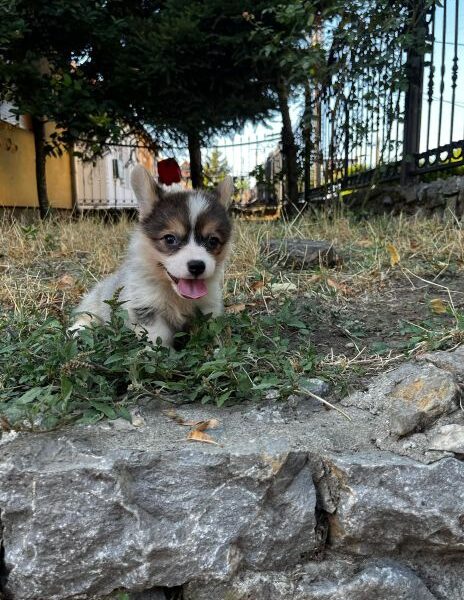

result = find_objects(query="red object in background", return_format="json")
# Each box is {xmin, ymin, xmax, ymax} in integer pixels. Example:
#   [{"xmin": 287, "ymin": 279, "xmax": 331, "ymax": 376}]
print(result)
[{"xmin": 157, "ymin": 158, "xmax": 182, "ymax": 185}]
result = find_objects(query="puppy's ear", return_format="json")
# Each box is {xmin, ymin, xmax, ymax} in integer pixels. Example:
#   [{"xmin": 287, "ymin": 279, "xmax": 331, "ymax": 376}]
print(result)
[
  {"xmin": 131, "ymin": 165, "xmax": 161, "ymax": 220},
  {"xmin": 216, "ymin": 175, "xmax": 234, "ymax": 208}
]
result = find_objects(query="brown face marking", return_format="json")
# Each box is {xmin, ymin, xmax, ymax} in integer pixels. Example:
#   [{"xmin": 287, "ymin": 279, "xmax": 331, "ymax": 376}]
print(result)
[
  {"xmin": 194, "ymin": 200, "xmax": 232, "ymax": 256},
  {"xmin": 142, "ymin": 191, "xmax": 191, "ymax": 254},
  {"xmin": 141, "ymin": 188, "xmax": 232, "ymax": 257}
]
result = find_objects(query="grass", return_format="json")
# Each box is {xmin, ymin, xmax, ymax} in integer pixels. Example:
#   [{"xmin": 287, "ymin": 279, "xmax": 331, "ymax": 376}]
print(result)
[{"xmin": 1, "ymin": 208, "xmax": 464, "ymax": 430}]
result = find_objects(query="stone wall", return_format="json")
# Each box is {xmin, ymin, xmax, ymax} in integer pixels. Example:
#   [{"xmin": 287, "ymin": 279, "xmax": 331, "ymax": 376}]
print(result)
[
  {"xmin": 346, "ymin": 175, "xmax": 464, "ymax": 218},
  {"xmin": 1, "ymin": 349, "xmax": 464, "ymax": 600}
]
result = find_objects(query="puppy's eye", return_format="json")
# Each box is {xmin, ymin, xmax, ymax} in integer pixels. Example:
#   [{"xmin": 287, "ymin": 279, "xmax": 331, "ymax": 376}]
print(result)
[
  {"xmin": 206, "ymin": 236, "xmax": 221, "ymax": 251},
  {"xmin": 164, "ymin": 234, "xmax": 178, "ymax": 246}
]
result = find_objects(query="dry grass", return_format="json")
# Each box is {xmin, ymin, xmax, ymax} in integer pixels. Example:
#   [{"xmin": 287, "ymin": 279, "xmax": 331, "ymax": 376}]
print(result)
[
  {"xmin": 1, "ymin": 208, "xmax": 464, "ymax": 393},
  {"xmin": 227, "ymin": 210, "xmax": 464, "ymax": 302},
  {"xmin": 0, "ymin": 212, "xmax": 131, "ymax": 316},
  {"xmin": 2, "ymin": 209, "xmax": 464, "ymax": 317}
]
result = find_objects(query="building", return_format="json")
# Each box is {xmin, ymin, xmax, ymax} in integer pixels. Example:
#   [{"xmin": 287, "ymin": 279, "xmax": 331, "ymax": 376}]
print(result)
[
  {"xmin": 256, "ymin": 146, "xmax": 284, "ymax": 206},
  {"xmin": 0, "ymin": 103, "xmax": 156, "ymax": 210}
]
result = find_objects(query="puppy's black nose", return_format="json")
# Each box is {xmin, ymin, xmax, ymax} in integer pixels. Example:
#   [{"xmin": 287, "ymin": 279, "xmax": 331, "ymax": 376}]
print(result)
[{"xmin": 188, "ymin": 260, "xmax": 205, "ymax": 276}]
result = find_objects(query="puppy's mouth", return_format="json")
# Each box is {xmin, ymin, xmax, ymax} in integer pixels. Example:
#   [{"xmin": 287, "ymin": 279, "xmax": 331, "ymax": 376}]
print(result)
[{"xmin": 161, "ymin": 266, "xmax": 208, "ymax": 300}]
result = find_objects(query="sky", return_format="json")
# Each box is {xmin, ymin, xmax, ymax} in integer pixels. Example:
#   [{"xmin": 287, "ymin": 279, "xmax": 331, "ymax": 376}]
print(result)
[
  {"xmin": 420, "ymin": 0, "xmax": 464, "ymax": 151},
  {"xmin": 172, "ymin": 110, "xmax": 294, "ymax": 179},
  {"xmin": 203, "ymin": 0, "xmax": 464, "ymax": 176},
  {"xmin": 191, "ymin": 103, "xmax": 303, "ymax": 179}
]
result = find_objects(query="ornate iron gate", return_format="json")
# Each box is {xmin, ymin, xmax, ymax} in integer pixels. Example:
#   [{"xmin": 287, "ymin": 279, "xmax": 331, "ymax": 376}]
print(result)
[{"xmin": 305, "ymin": 0, "xmax": 464, "ymax": 202}]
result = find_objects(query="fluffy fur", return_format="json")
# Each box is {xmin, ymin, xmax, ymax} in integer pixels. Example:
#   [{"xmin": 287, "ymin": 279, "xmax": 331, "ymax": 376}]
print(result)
[{"xmin": 72, "ymin": 165, "xmax": 234, "ymax": 347}]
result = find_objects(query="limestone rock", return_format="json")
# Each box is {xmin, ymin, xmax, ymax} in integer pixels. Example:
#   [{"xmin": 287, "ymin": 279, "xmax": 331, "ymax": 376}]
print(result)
[
  {"xmin": 0, "ymin": 415, "xmax": 317, "ymax": 600},
  {"xmin": 420, "ymin": 346, "xmax": 464, "ymax": 383},
  {"xmin": 300, "ymin": 377, "xmax": 330, "ymax": 397},
  {"xmin": 184, "ymin": 561, "xmax": 436, "ymax": 600},
  {"xmin": 262, "ymin": 239, "xmax": 339, "ymax": 269},
  {"xmin": 387, "ymin": 363, "xmax": 458, "ymax": 437},
  {"xmin": 325, "ymin": 452, "xmax": 464, "ymax": 554},
  {"xmin": 1, "ymin": 350, "xmax": 464, "ymax": 600},
  {"xmin": 428, "ymin": 424, "xmax": 464, "ymax": 454}
]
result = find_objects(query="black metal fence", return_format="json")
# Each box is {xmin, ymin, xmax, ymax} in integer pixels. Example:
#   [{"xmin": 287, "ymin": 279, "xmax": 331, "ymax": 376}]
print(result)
[{"xmin": 305, "ymin": 0, "xmax": 464, "ymax": 202}]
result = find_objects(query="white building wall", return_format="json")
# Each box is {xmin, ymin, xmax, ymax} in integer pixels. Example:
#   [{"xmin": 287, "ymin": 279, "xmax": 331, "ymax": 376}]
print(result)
[{"xmin": 74, "ymin": 145, "xmax": 140, "ymax": 210}]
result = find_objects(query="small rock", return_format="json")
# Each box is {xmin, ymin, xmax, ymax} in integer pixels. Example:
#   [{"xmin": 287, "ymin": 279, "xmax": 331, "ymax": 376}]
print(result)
[
  {"xmin": 428, "ymin": 424, "xmax": 464, "ymax": 454},
  {"xmin": 388, "ymin": 363, "xmax": 458, "ymax": 437},
  {"xmin": 300, "ymin": 378, "xmax": 330, "ymax": 397},
  {"xmin": 246, "ymin": 403, "xmax": 287, "ymax": 424},
  {"xmin": 0, "ymin": 430, "xmax": 19, "ymax": 445},
  {"xmin": 269, "ymin": 282, "xmax": 298, "ymax": 294},
  {"xmin": 287, "ymin": 394, "xmax": 301, "ymax": 409},
  {"xmin": 265, "ymin": 389, "xmax": 280, "ymax": 401},
  {"xmin": 401, "ymin": 439, "xmax": 417, "ymax": 450},
  {"xmin": 131, "ymin": 408, "xmax": 146, "ymax": 427},
  {"xmin": 420, "ymin": 346, "xmax": 464, "ymax": 383},
  {"xmin": 262, "ymin": 239, "xmax": 339, "ymax": 269}
]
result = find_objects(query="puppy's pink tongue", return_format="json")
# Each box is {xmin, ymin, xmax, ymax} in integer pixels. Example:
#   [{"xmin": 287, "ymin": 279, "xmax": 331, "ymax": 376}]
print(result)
[{"xmin": 178, "ymin": 278, "xmax": 208, "ymax": 299}]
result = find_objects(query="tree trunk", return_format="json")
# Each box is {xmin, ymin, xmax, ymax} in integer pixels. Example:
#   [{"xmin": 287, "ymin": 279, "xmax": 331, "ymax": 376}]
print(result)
[
  {"xmin": 187, "ymin": 131, "xmax": 203, "ymax": 189},
  {"xmin": 276, "ymin": 79, "xmax": 299, "ymax": 214},
  {"xmin": 32, "ymin": 116, "xmax": 50, "ymax": 219}
]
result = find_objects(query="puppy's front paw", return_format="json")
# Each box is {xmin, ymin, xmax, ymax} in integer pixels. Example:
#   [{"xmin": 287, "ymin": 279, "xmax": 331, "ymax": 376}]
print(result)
[{"xmin": 67, "ymin": 314, "xmax": 94, "ymax": 337}]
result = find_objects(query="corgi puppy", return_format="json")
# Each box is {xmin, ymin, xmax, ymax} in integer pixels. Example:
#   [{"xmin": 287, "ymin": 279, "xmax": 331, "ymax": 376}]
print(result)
[{"xmin": 72, "ymin": 165, "xmax": 233, "ymax": 347}]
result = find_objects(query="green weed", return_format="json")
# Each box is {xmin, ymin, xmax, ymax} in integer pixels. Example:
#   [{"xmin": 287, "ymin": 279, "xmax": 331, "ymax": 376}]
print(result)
[
  {"xmin": 0, "ymin": 298, "xmax": 316, "ymax": 431},
  {"xmin": 399, "ymin": 305, "xmax": 464, "ymax": 353}
]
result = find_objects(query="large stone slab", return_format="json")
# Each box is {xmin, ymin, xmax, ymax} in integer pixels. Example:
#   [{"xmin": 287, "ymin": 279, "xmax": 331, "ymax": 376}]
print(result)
[
  {"xmin": 184, "ymin": 560, "xmax": 437, "ymax": 600},
  {"xmin": 324, "ymin": 452, "xmax": 464, "ymax": 555},
  {"xmin": 1, "ymin": 350, "xmax": 464, "ymax": 599},
  {"xmin": 261, "ymin": 239, "xmax": 339, "ymax": 269},
  {"xmin": 0, "ymin": 413, "xmax": 318, "ymax": 600}
]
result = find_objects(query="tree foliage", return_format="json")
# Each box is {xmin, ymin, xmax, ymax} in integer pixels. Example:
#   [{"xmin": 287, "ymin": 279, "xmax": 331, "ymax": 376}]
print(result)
[
  {"xmin": 0, "ymin": 0, "xmax": 424, "ymax": 211},
  {"xmin": 203, "ymin": 148, "xmax": 231, "ymax": 189},
  {"xmin": 0, "ymin": 0, "xmax": 280, "ymax": 156}
]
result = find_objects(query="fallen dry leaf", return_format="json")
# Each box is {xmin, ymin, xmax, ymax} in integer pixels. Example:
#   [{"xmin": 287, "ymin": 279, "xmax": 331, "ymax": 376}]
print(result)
[
  {"xmin": 164, "ymin": 410, "xmax": 221, "ymax": 432},
  {"xmin": 250, "ymin": 280, "xmax": 265, "ymax": 292},
  {"xmin": 163, "ymin": 409, "xmax": 186, "ymax": 425},
  {"xmin": 326, "ymin": 277, "xmax": 351, "ymax": 295},
  {"xmin": 187, "ymin": 430, "xmax": 222, "ymax": 446},
  {"xmin": 56, "ymin": 274, "xmax": 76, "ymax": 288},
  {"xmin": 386, "ymin": 243, "xmax": 400, "ymax": 267},
  {"xmin": 226, "ymin": 303, "xmax": 246, "ymax": 314},
  {"xmin": 194, "ymin": 418, "xmax": 220, "ymax": 432},
  {"xmin": 430, "ymin": 298, "xmax": 448, "ymax": 314},
  {"xmin": 163, "ymin": 410, "xmax": 201, "ymax": 427}
]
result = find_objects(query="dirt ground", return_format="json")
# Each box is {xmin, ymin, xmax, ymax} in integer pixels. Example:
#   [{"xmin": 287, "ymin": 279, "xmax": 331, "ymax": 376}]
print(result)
[
  {"xmin": 292, "ymin": 271, "xmax": 464, "ymax": 396},
  {"xmin": 309, "ymin": 273, "xmax": 464, "ymax": 353}
]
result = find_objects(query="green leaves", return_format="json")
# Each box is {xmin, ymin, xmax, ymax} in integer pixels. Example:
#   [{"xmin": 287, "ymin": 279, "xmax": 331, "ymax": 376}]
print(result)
[{"xmin": 0, "ymin": 299, "xmax": 316, "ymax": 431}]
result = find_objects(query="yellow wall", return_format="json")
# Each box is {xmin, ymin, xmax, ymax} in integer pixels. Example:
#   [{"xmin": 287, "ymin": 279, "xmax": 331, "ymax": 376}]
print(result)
[{"xmin": 0, "ymin": 120, "xmax": 73, "ymax": 208}]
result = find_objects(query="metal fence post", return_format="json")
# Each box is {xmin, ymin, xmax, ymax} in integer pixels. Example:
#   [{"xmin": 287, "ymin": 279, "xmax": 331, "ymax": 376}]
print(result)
[
  {"xmin": 343, "ymin": 98, "xmax": 350, "ymax": 183},
  {"xmin": 401, "ymin": 0, "xmax": 427, "ymax": 185}
]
